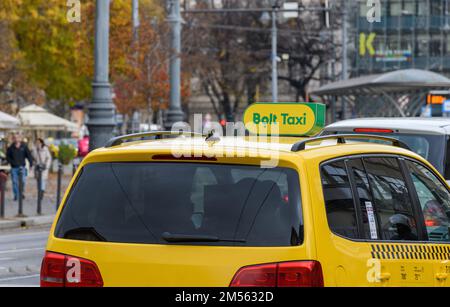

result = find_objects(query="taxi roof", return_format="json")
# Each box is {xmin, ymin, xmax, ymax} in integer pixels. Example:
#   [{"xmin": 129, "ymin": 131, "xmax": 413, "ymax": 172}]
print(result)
[
  {"xmin": 90, "ymin": 135, "xmax": 420, "ymax": 163},
  {"xmin": 95, "ymin": 136, "xmax": 304, "ymax": 154}
]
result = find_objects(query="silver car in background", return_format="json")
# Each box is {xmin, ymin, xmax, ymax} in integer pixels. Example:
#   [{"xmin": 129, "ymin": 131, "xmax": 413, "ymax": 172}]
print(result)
[{"xmin": 321, "ymin": 118, "xmax": 450, "ymax": 181}]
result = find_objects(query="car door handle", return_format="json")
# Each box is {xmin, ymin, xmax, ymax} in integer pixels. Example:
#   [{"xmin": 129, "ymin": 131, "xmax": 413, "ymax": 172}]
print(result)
[
  {"xmin": 377, "ymin": 273, "xmax": 391, "ymax": 282},
  {"xmin": 436, "ymin": 273, "xmax": 448, "ymax": 281}
]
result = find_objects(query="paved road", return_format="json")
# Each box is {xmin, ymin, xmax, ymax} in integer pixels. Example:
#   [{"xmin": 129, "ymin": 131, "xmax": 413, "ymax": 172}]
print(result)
[{"xmin": 0, "ymin": 226, "xmax": 50, "ymax": 287}]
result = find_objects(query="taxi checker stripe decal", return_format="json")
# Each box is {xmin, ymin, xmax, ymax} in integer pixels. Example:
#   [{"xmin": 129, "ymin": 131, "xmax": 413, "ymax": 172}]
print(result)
[{"xmin": 370, "ymin": 244, "xmax": 450, "ymax": 260}]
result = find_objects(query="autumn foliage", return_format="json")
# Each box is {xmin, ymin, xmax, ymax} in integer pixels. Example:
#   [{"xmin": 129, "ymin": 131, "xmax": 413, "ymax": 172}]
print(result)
[{"xmin": 0, "ymin": 0, "xmax": 190, "ymax": 124}]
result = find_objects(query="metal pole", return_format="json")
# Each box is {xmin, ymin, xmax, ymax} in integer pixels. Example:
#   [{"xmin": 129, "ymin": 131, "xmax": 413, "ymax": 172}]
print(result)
[
  {"xmin": 36, "ymin": 167, "xmax": 42, "ymax": 215},
  {"xmin": 56, "ymin": 163, "xmax": 62, "ymax": 210},
  {"xmin": 341, "ymin": 96, "xmax": 347, "ymax": 120},
  {"xmin": 341, "ymin": 1, "xmax": 348, "ymax": 120},
  {"xmin": 130, "ymin": 0, "xmax": 140, "ymax": 134},
  {"xmin": 18, "ymin": 167, "xmax": 23, "ymax": 216},
  {"xmin": 164, "ymin": 0, "xmax": 184, "ymax": 130},
  {"xmin": 271, "ymin": 6, "xmax": 279, "ymax": 103},
  {"xmin": 327, "ymin": 0, "xmax": 335, "ymax": 123},
  {"xmin": 87, "ymin": 0, "xmax": 116, "ymax": 151},
  {"xmin": 0, "ymin": 174, "xmax": 5, "ymax": 219},
  {"xmin": 331, "ymin": 96, "xmax": 337, "ymax": 122},
  {"xmin": 331, "ymin": 64, "xmax": 337, "ymax": 122},
  {"xmin": 341, "ymin": 0, "xmax": 348, "ymax": 81},
  {"xmin": 132, "ymin": 0, "xmax": 140, "ymax": 40}
]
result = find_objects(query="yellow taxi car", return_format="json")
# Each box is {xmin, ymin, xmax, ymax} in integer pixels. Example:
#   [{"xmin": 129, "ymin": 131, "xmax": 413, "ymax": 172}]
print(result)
[{"xmin": 40, "ymin": 103, "xmax": 450, "ymax": 287}]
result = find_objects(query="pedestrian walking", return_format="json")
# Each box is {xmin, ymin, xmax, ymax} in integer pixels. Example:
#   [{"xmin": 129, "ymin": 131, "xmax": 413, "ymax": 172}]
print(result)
[
  {"xmin": 32, "ymin": 138, "xmax": 52, "ymax": 196},
  {"xmin": 6, "ymin": 133, "xmax": 33, "ymax": 201},
  {"xmin": 77, "ymin": 135, "xmax": 89, "ymax": 158}
]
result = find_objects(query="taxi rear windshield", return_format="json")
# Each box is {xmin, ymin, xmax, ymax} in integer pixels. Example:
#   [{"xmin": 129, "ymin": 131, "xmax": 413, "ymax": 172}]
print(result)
[{"xmin": 55, "ymin": 163, "xmax": 303, "ymax": 247}]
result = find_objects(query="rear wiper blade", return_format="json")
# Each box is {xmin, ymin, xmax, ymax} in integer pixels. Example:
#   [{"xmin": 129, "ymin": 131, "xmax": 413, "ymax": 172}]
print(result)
[
  {"xmin": 162, "ymin": 232, "xmax": 245, "ymax": 243},
  {"xmin": 64, "ymin": 227, "xmax": 107, "ymax": 242}
]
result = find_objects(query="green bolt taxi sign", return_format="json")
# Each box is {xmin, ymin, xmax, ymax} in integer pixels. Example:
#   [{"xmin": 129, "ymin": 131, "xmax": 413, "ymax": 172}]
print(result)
[{"xmin": 243, "ymin": 102, "xmax": 326, "ymax": 136}]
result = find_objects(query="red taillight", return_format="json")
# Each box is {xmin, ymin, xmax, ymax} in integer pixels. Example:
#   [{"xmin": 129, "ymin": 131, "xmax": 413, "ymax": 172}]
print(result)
[
  {"xmin": 40, "ymin": 252, "xmax": 103, "ymax": 287},
  {"xmin": 353, "ymin": 128, "xmax": 394, "ymax": 134},
  {"xmin": 277, "ymin": 261, "xmax": 323, "ymax": 287},
  {"xmin": 230, "ymin": 261, "xmax": 323, "ymax": 287},
  {"xmin": 425, "ymin": 219, "xmax": 439, "ymax": 227},
  {"xmin": 40, "ymin": 252, "xmax": 65, "ymax": 287},
  {"xmin": 230, "ymin": 263, "xmax": 277, "ymax": 287}
]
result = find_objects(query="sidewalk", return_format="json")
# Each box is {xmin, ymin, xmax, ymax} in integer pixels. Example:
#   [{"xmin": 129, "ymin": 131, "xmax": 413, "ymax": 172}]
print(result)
[
  {"xmin": 0, "ymin": 215, "xmax": 55, "ymax": 230},
  {"xmin": 0, "ymin": 171, "xmax": 72, "ymax": 230}
]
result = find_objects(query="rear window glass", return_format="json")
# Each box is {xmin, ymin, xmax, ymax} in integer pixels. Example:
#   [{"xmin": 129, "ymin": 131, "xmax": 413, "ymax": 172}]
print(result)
[{"xmin": 55, "ymin": 163, "xmax": 302, "ymax": 247}]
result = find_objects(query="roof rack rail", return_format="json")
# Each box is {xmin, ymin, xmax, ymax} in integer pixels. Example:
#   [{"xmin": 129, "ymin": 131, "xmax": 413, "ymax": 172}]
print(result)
[
  {"xmin": 291, "ymin": 134, "xmax": 411, "ymax": 152},
  {"xmin": 105, "ymin": 131, "xmax": 205, "ymax": 148}
]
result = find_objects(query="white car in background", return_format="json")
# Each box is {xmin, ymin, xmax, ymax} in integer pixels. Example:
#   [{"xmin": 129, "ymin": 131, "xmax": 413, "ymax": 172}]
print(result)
[{"xmin": 321, "ymin": 118, "xmax": 450, "ymax": 181}]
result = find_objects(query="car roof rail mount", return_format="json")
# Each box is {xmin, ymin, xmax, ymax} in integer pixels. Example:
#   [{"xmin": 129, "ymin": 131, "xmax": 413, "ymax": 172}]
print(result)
[
  {"xmin": 105, "ymin": 131, "xmax": 205, "ymax": 148},
  {"xmin": 291, "ymin": 134, "xmax": 411, "ymax": 152}
]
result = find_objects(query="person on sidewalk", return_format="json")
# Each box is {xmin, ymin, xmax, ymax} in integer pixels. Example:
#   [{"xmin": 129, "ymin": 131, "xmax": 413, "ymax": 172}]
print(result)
[
  {"xmin": 6, "ymin": 133, "xmax": 33, "ymax": 201},
  {"xmin": 77, "ymin": 135, "xmax": 89, "ymax": 159},
  {"xmin": 32, "ymin": 138, "xmax": 52, "ymax": 196}
]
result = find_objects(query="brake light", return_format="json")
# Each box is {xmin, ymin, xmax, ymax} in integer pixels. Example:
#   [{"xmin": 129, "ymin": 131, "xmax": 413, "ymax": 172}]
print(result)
[
  {"xmin": 152, "ymin": 154, "xmax": 217, "ymax": 161},
  {"xmin": 278, "ymin": 261, "xmax": 323, "ymax": 287},
  {"xmin": 40, "ymin": 252, "xmax": 65, "ymax": 287},
  {"xmin": 40, "ymin": 252, "xmax": 103, "ymax": 287},
  {"xmin": 425, "ymin": 219, "xmax": 439, "ymax": 227},
  {"xmin": 230, "ymin": 263, "xmax": 277, "ymax": 287},
  {"xmin": 353, "ymin": 128, "xmax": 394, "ymax": 134},
  {"xmin": 230, "ymin": 261, "xmax": 323, "ymax": 287}
]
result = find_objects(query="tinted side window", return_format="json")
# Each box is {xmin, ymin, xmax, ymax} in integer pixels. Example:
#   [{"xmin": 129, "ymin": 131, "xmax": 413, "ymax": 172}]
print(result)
[
  {"xmin": 346, "ymin": 159, "xmax": 380, "ymax": 240},
  {"xmin": 406, "ymin": 161, "xmax": 450, "ymax": 242},
  {"xmin": 321, "ymin": 160, "xmax": 358, "ymax": 239},
  {"xmin": 363, "ymin": 157, "xmax": 419, "ymax": 241}
]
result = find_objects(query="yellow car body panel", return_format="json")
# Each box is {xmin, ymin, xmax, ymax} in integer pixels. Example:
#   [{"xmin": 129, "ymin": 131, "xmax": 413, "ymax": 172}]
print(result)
[
  {"xmin": 304, "ymin": 146, "xmax": 450, "ymax": 287},
  {"xmin": 45, "ymin": 137, "xmax": 450, "ymax": 287}
]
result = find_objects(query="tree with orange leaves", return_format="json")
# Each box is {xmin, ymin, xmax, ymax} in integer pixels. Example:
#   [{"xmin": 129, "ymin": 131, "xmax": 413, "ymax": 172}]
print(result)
[
  {"xmin": 1, "ymin": 0, "xmax": 191, "ymax": 129},
  {"xmin": 110, "ymin": 1, "xmax": 191, "ymax": 133}
]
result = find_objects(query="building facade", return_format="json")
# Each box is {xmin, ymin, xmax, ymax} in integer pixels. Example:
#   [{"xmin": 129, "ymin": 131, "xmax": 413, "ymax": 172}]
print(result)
[{"xmin": 352, "ymin": 0, "xmax": 450, "ymax": 77}]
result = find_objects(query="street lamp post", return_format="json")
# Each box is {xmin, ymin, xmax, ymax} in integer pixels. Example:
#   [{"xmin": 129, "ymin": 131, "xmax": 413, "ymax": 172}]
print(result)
[
  {"xmin": 271, "ymin": 4, "xmax": 279, "ymax": 103},
  {"xmin": 165, "ymin": 0, "xmax": 185, "ymax": 131},
  {"xmin": 261, "ymin": 1, "xmax": 281, "ymax": 103},
  {"xmin": 132, "ymin": 0, "xmax": 140, "ymax": 41},
  {"xmin": 87, "ymin": 0, "xmax": 116, "ymax": 151}
]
